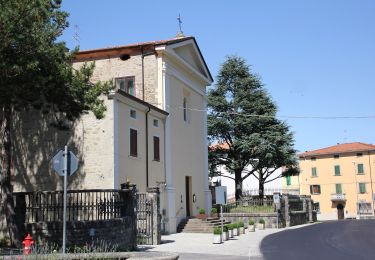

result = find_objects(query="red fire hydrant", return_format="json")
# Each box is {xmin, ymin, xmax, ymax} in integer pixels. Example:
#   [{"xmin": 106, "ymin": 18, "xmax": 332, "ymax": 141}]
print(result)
[{"xmin": 22, "ymin": 234, "xmax": 34, "ymax": 255}]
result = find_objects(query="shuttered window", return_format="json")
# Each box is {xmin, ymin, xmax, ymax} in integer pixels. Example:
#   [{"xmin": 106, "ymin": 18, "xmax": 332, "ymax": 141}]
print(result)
[
  {"xmin": 153, "ymin": 136, "xmax": 160, "ymax": 161},
  {"xmin": 286, "ymin": 176, "xmax": 291, "ymax": 186},
  {"xmin": 359, "ymin": 183, "xmax": 366, "ymax": 194},
  {"xmin": 130, "ymin": 129, "xmax": 137, "ymax": 157},
  {"xmin": 335, "ymin": 184, "xmax": 342, "ymax": 194},
  {"xmin": 312, "ymin": 167, "xmax": 317, "ymax": 177},
  {"xmin": 334, "ymin": 165, "xmax": 341, "ymax": 176},
  {"xmin": 310, "ymin": 185, "xmax": 321, "ymax": 195},
  {"xmin": 357, "ymin": 164, "xmax": 364, "ymax": 174}
]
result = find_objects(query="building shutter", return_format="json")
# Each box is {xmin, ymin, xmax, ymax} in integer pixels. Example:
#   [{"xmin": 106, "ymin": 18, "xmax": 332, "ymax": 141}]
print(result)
[
  {"xmin": 130, "ymin": 129, "xmax": 137, "ymax": 156},
  {"xmin": 334, "ymin": 165, "xmax": 340, "ymax": 175},
  {"xmin": 357, "ymin": 164, "xmax": 364, "ymax": 174},
  {"xmin": 153, "ymin": 136, "xmax": 160, "ymax": 161}
]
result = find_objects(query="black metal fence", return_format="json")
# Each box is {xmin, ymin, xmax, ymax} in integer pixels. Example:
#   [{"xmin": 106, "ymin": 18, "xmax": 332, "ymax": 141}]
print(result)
[
  {"xmin": 14, "ymin": 189, "xmax": 131, "ymax": 223},
  {"xmin": 136, "ymin": 193, "xmax": 153, "ymax": 245},
  {"xmin": 222, "ymin": 198, "xmax": 275, "ymax": 213}
]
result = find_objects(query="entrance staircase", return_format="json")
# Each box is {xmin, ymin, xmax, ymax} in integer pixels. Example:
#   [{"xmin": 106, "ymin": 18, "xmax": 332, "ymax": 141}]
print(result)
[{"xmin": 178, "ymin": 217, "xmax": 231, "ymax": 233}]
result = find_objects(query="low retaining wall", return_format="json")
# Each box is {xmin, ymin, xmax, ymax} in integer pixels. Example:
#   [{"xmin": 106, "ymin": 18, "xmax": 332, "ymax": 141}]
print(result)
[
  {"xmin": 289, "ymin": 211, "xmax": 308, "ymax": 226},
  {"xmin": 25, "ymin": 217, "xmax": 136, "ymax": 251},
  {"xmin": 222, "ymin": 213, "xmax": 279, "ymax": 228}
]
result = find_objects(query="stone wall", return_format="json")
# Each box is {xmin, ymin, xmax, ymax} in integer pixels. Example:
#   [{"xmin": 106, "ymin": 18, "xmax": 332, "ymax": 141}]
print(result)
[
  {"xmin": 11, "ymin": 97, "xmax": 115, "ymax": 193},
  {"xmin": 25, "ymin": 218, "xmax": 136, "ymax": 251},
  {"xmin": 74, "ymin": 54, "xmax": 159, "ymax": 107},
  {"xmin": 222, "ymin": 213, "xmax": 279, "ymax": 228}
]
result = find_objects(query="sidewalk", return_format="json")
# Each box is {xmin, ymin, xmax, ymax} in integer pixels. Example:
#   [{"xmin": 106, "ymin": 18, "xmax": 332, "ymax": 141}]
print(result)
[{"xmin": 143, "ymin": 223, "xmax": 316, "ymax": 259}]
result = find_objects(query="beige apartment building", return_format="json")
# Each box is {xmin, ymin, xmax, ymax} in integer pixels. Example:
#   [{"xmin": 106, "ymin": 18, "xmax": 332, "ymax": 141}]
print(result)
[
  {"xmin": 283, "ymin": 142, "xmax": 375, "ymax": 220},
  {"xmin": 9, "ymin": 36, "xmax": 213, "ymax": 233}
]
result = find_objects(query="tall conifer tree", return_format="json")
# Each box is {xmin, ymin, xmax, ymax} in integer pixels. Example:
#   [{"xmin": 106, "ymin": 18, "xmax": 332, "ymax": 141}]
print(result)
[
  {"xmin": 0, "ymin": 0, "xmax": 112, "ymax": 245},
  {"xmin": 208, "ymin": 56, "xmax": 298, "ymax": 200}
]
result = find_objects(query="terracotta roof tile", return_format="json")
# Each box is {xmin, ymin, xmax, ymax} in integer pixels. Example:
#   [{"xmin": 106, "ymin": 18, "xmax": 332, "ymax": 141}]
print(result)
[
  {"xmin": 209, "ymin": 143, "xmax": 230, "ymax": 151},
  {"xmin": 299, "ymin": 142, "xmax": 375, "ymax": 157},
  {"xmin": 76, "ymin": 36, "xmax": 195, "ymax": 55}
]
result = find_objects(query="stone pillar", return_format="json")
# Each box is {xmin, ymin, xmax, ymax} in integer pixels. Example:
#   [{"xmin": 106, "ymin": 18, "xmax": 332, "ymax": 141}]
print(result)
[
  {"xmin": 302, "ymin": 197, "xmax": 307, "ymax": 212},
  {"xmin": 284, "ymin": 195, "xmax": 290, "ymax": 227},
  {"xmin": 147, "ymin": 187, "xmax": 161, "ymax": 245},
  {"xmin": 308, "ymin": 198, "xmax": 313, "ymax": 222}
]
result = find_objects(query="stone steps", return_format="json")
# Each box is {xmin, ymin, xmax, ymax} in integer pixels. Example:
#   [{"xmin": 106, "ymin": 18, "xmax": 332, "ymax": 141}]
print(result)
[{"xmin": 180, "ymin": 217, "xmax": 231, "ymax": 233}]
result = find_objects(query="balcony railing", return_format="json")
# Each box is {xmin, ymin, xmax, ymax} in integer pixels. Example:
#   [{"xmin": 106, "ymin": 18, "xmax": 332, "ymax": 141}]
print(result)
[{"xmin": 331, "ymin": 193, "xmax": 346, "ymax": 201}]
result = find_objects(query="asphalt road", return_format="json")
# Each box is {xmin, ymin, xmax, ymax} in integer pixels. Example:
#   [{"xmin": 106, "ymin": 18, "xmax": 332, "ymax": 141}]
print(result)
[{"xmin": 260, "ymin": 220, "xmax": 375, "ymax": 260}]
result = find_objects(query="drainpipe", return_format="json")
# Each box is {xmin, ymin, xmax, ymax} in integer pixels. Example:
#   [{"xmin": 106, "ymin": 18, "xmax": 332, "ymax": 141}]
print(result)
[
  {"xmin": 146, "ymin": 107, "xmax": 151, "ymax": 188},
  {"xmin": 141, "ymin": 47, "xmax": 145, "ymax": 101},
  {"xmin": 368, "ymin": 151, "xmax": 374, "ymax": 216}
]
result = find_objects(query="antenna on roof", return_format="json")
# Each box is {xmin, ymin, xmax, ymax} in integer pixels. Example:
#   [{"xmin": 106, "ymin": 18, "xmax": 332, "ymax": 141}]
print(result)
[
  {"xmin": 176, "ymin": 14, "xmax": 185, "ymax": 38},
  {"xmin": 73, "ymin": 24, "xmax": 80, "ymax": 44}
]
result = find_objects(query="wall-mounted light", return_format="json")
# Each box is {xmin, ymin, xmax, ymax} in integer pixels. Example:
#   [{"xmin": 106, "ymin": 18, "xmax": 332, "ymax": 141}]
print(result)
[{"xmin": 193, "ymin": 194, "xmax": 196, "ymax": 203}]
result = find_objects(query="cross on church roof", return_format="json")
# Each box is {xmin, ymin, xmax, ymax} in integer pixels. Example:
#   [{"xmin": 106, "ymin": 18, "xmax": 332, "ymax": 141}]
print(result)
[{"xmin": 176, "ymin": 14, "xmax": 184, "ymax": 38}]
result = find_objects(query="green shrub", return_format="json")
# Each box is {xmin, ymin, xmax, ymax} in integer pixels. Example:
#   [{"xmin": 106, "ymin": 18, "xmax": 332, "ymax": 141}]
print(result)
[
  {"xmin": 213, "ymin": 227, "xmax": 222, "ymax": 235},
  {"xmin": 258, "ymin": 218, "xmax": 265, "ymax": 224},
  {"xmin": 223, "ymin": 225, "xmax": 228, "ymax": 232},
  {"xmin": 226, "ymin": 224, "xmax": 234, "ymax": 230},
  {"xmin": 238, "ymin": 221, "xmax": 244, "ymax": 227},
  {"xmin": 199, "ymin": 208, "xmax": 206, "ymax": 214},
  {"xmin": 232, "ymin": 223, "xmax": 239, "ymax": 229},
  {"xmin": 211, "ymin": 207, "xmax": 218, "ymax": 214},
  {"xmin": 248, "ymin": 220, "xmax": 255, "ymax": 225},
  {"xmin": 0, "ymin": 238, "xmax": 8, "ymax": 248}
]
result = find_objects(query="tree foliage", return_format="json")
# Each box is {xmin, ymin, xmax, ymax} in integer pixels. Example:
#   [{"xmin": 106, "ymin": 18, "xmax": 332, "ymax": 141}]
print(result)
[
  {"xmin": 208, "ymin": 56, "xmax": 298, "ymax": 200},
  {"xmin": 0, "ymin": 0, "xmax": 113, "ymax": 246}
]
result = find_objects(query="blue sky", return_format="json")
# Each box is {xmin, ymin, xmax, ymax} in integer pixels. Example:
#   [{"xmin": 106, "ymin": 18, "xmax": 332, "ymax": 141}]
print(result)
[{"xmin": 61, "ymin": 0, "xmax": 375, "ymax": 153}]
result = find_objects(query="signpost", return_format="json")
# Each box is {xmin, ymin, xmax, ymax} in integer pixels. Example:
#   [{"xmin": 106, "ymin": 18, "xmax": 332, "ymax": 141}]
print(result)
[
  {"xmin": 273, "ymin": 193, "xmax": 281, "ymax": 229},
  {"xmin": 215, "ymin": 186, "xmax": 227, "ymax": 238},
  {"xmin": 52, "ymin": 146, "xmax": 79, "ymax": 255}
]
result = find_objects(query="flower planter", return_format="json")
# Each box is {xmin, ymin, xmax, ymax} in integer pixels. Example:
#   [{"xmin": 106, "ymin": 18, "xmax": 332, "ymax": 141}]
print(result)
[
  {"xmin": 248, "ymin": 225, "xmax": 255, "ymax": 232},
  {"xmin": 196, "ymin": 213, "xmax": 207, "ymax": 220},
  {"xmin": 233, "ymin": 228, "xmax": 239, "ymax": 236},
  {"xmin": 223, "ymin": 231, "xmax": 229, "ymax": 241},
  {"xmin": 213, "ymin": 234, "xmax": 222, "ymax": 244},
  {"xmin": 211, "ymin": 213, "xmax": 219, "ymax": 218},
  {"xmin": 229, "ymin": 229, "xmax": 233, "ymax": 238},
  {"xmin": 240, "ymin": 227, "xmax": 245, "ymax": 234},
  {"xmin": 257, "ymin": 223, "xmax": 265, "ymax": 230}
]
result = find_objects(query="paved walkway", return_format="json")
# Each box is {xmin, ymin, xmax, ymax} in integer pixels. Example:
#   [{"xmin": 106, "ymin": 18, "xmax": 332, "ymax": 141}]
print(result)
[{"xmin": 141, "ymin": 224, "xmax": 316, "ymax": 260}]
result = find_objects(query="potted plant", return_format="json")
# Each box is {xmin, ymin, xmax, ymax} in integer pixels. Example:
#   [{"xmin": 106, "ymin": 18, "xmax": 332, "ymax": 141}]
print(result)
[
  {"xmin": 244, "ymin": 218, "xmax": 249, "ymax": 229},
  {"xmin": 238, "ymin": 221, "xmax": 245, "ymax": 234},
  {"xmin": 226, "ymin": 224, "xmax": 234, "ymax": 238},
  {"xmin": 213, "ymin": 227, "xmax": 222, "ymax": 244},
  {"xmin": 197, "ymin": 208, "xmax": 207, "ymax": 220},
  {"xmin": 258, "ymin": 219, "xmax": 265, "ymax": 230},
  {"xmin": 232, "ymin": 223, "xmax": 239, "ymax": 236},
  {"xmin": 248, "ymin": 220, "xmax": 255, "ymax": 232},
  {"xmin": 211, "ymin": 207, "xmax": 218, "ymax": 218},
  {"xmin": 222, "ymin": 225, "xmax": 229, "ymax": 241}
]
